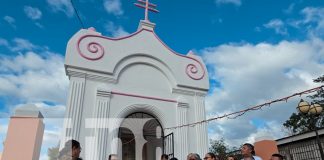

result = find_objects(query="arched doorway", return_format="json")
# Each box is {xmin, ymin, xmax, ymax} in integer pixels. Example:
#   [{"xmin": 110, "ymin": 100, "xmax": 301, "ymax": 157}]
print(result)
[{"xmin": 118, "ymin": 112, "xmax": 164, "ymax": 160}]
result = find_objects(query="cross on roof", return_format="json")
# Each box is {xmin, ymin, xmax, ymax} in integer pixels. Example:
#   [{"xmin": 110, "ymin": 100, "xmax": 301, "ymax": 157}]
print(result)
[{"xmin": 134, "ymin": 0, "xmax": 159, "ymax": 22}]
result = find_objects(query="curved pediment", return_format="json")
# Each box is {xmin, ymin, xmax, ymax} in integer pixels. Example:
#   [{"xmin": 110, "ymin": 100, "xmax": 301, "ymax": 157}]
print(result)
[{"xmin": 65, "ymin": 21, "xmax": 209, "ymax": 91}]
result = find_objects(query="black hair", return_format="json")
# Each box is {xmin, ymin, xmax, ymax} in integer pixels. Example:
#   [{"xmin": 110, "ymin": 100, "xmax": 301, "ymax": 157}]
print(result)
[
  {"xmin": 71, "ymin": 139, "xmax": 81, "ymax": 149},
  {"xmin": 206, "ymin": 152, "xmax": 216, "ymax": 158},
  {"xmin": 161, "ymin": 154, "xmax": 169, "ymax": 159},
  {"xmin": 58, "ymin": 139, "xmax": 81, "ymax": 158},
  {"xmin": 227, "ymin": 155, "xmax": 237, "ymax": 160},
  {"xmin": 272, "ymin": 153, "xmax": 284, "ymax": 160},
  {"xmin": 243, "ymin": 143, "xmax": 255, "ymax": 155},
  {"xmin": 109, "ymin": 154, "xmax": 118, "ymax": 160}
]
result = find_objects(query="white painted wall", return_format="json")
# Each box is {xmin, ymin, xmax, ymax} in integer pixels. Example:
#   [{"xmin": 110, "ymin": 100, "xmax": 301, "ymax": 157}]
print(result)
[{"xmin": 61, "ymin": 20, "xmax": 210, "ymax": 160}]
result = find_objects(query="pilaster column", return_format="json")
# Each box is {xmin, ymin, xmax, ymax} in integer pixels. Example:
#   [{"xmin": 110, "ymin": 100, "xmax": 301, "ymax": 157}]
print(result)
[
  {"xmin": 175, "ymin": 99, "xmax": 189, "ymax": 160},
  {"xmin": 194, "ymin": 93, "xmax": 208, "ymax": 156},
  {"xmin": 61, "ymin": 76, "xmax": 86, "ymax": 148},
  {"xmin": 86, "ymin": 87, "xmax": 112, "ymax": 160}
]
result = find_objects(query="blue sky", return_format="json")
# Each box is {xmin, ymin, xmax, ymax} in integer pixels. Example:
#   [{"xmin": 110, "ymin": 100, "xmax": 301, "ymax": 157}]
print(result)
[{"xmin": 0, "ymin": 0, "xmax": 324, "ymax": 159}]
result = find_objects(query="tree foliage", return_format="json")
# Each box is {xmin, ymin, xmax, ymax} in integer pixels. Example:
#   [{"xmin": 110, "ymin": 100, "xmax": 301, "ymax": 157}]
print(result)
[
  {"xmin": 210, "ymin": 138, "xmax": 228, "ymax": 159},
  {"xmin": 48, "ymin": 144, "xmax": 59, "ymax": 160},
  {"xmin": 209, "ymin": 138, "xmax": 241, "ymax": 160},
  {"xmin": 308, "ymin": 75, "xmax": 324, "ymax": 105},
  {"xmin": 283, "ymin": 75, "xmax": 324, "ymax": 135}
]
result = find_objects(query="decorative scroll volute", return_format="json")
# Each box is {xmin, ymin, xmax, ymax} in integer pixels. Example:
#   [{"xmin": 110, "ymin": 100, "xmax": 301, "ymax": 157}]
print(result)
[{"xmin": 77, "ymin": 35, "xmax": 105, "ymax": 60}]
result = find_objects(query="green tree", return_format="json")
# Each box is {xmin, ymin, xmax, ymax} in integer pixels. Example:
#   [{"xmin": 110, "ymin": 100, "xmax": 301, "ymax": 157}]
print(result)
[
  {"xmin": 283, "ymin": 75, "xmax": 324, "ymax": 135},
  {"xmin": 209, "ymin": 139, "xmax": 241, "ymax": 160},
  {"xmin": 209, "ymin": 138, "xmax": 228, "ymax": 159},
  {"xmin": 308, "ymin": 75, "xmax": 324, "ymax": 105},
  {"xmin": 48, "ymin": 144, "xmax": 59, "ymax": 160}
]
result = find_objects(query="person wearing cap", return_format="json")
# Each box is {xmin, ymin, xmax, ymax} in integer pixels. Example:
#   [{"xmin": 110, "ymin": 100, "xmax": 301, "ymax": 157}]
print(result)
[{"xmin": 240, "ymin": 143, "xmax": 262, "ymax": 160}]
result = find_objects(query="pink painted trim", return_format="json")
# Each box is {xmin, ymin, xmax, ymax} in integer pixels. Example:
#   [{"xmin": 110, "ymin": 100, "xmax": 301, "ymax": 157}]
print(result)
[
  {"xmin": 150, "ymin": 31, "xmax": 206, "ymax": 80},
  {"xmin": 112, "ymin": 91, "xmax": 177, "ymax": 103},
  {"xmin": 77, "ymin": 28, "xmax": 206, "ymax": 80},
  {"xmin": 77, "ymin": 29, "xmax": 147, "ymax": 61}
]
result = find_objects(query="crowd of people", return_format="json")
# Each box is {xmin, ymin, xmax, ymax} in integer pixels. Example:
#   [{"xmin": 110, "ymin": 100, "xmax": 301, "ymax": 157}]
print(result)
[{"xmin": 57, "ymin": 140, "xmax": 285, "ymax": 160}]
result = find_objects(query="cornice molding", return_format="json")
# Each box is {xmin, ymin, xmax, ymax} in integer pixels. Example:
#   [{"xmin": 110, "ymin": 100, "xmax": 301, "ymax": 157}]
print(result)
[{"xmin": 66, "ymin": 67, "xmax": 116, "ymax": 83}]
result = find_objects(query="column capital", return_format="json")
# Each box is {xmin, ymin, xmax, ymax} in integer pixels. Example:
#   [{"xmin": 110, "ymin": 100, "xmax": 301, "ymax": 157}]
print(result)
[
  {"xmin": 177, "ymin": 96, "xmax": 189, "ymax": 108},
  {"xmin": 97, "ymin": 86, "xmax": 112, "ymax": 98},
  {"xmin": 177, "ymin": 102, "xmax": 189, "ymax": 108}
]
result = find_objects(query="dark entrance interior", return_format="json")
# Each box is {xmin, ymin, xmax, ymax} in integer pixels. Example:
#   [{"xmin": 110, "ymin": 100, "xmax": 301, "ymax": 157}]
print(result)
[{"xmin": 118, "ymin": 112, "xmax": 164, "ymax": 160}]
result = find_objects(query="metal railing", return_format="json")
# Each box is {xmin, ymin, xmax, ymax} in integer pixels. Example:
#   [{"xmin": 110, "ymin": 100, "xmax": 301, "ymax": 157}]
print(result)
[
  {"xmin": 163, "ymin": 133, "xmax": 174, "ymax": 158},
  {"xmin": 278, "ymin": 137, "xmax": 324, "ymax": 160}
]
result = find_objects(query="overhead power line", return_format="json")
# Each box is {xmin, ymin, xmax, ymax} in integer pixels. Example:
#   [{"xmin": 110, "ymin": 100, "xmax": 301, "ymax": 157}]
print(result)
[
  {"xmin": 71, "ymin": 0, "xmax": 85, "ymax": 29},
  {"xmin": 165, "ymin": 85, "xmax": 324, "ymax": 130}
]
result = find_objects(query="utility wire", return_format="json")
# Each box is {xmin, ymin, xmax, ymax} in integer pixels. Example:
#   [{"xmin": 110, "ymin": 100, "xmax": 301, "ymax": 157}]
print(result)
[
  {"xmin": 71, "ymin": 0, "xmax": 85, "ymax": 29},
  {"xmin": 164, "ymin": 85, "xmax": 324, "ymax": 130}
]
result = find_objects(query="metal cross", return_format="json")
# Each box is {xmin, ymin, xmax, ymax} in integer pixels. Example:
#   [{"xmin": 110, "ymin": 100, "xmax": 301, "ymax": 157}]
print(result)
[{"xmin": 134, "ymin": 0, "xmax": 159, "ymax": 22}]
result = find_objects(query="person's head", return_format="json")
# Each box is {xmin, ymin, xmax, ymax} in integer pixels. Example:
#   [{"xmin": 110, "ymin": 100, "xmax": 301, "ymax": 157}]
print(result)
[
  {"xmin": 241, "ymin": 143, "xmax": 255, "ymax": 157},
  {"xmin": 227, "ymin": 155, "xmax": 237, "ymax": 160},
  {"xmin": 170, "ymin": 158, "xmax": 178, "ymax": 160},
  {"xmin": 109, "ymin": 154, "xmax": 118, "ymax": 160},
  {"xmin": 59, "ymin": 139, "xmax": 81, "ymax": 160},
  {"xmin": 71, "ymin": 140, "xmax": 81, "ymax": 159},
  {"xmin": 161, "ymin": 154, "xmax": 169, "ymax": 160},
  {"xmin": 270, "ymin": 153, "xmax": 284, "ymax": 160},
  {"xmin": 204, "ymin": 152, "xmax": 216, "ymax": 160},
  {"xmin": 187, "ymin": 153, "xmax": 201, "ymax": 160}
]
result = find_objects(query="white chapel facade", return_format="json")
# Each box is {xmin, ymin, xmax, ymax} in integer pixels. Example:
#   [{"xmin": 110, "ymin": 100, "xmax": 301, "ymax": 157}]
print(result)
[{"xmin": 61, "ymin": 18, "xmax": 210, "ymax": 160}]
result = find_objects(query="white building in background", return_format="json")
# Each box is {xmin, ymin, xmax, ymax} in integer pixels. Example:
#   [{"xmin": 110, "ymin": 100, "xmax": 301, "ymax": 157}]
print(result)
[{"xmin": 61, "ymin": 19, "xmax": 210, "ymax": 160}]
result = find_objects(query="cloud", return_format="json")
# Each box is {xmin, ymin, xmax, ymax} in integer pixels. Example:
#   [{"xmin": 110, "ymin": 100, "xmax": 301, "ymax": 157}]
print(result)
[
  {"xmin": 24, "ymin": 6, "xmax": 42, "ymax": 20},
  {"xmin": 0, "ymin": 37, "xmax": 47, "ymax": 52},
  {"xmin": 0, "ymin": 103, "xmax": 65, "ymax": 159},
  {"xmin": 104, "ymin": 21, "xmax": 129, "ymax": 37},
  {"xmin": 3, "ymin": 16, "xmax": 16, "ymax": 28},
  {"xmin": 287, "ymin": 7, "xmax": 324, "ymax": 37},
  {"xmin": 260, "ymin": 7, "xmax": 324, "ymax": 37},
  {"xmin": 301, "ymin": 7, "xmax": 324, "ymax": 24},
  {"xmin": 0, "ymin": 51, "xmax": 69, "ymax": 104},
  {"xmin": 0, "ymin": 119, "xmax": 9, "ymax": 152},
  {"xmin": 35, "ymin": 22, "xmax": 44, "ymax": 29},
  {"xmin": 0, "ymin": 36, "xmax": 68, "ymax": 158},
  {"xmin": 0, "ymin": 36, "xmax": 68, "ymax": 160},
  {"xmin": 47, "ymin": 0, "xmax": 74, "ymax": 17},
  {"xmin": 300, "ymin": 7, "xmax": 324, "ymax": 36},
  {"xmin": 202, "ymin": 37, "xmax": 324, "ymax": 146},
  {"xmin": 0, "ymin": 38, "xmax": 36, "ymax": 52},
  {"xmin": 13, "ymin": 103, "xmax": 66, "ymax": 118},
  {"xmin": 10, "ymin": 38, "xmax": 38, "ymax": 52},
  {"xmin": 264, "ymin": 19, "xmax": 288, "ymax": 35},
  {"xmin": 0, "ymin": 38, "xmax": 9, "ymax": 47},
  {"xmin": 215, "ymin": 0, "xmax": 242, "ymax": 6},
  {"xmin": 0, "ymin": 104, "xmax": 64, "ymax": 159},
  {"xmin": 39, "ymin": 124, "xmax": 62, "ymax": 160},
  {"xmin": 283, "ymin": 3, "xmax": 295, "ymax": 14},
  {"xmin": 104, "ymin": 0, "xmax": 124, "ymax": 16}
]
